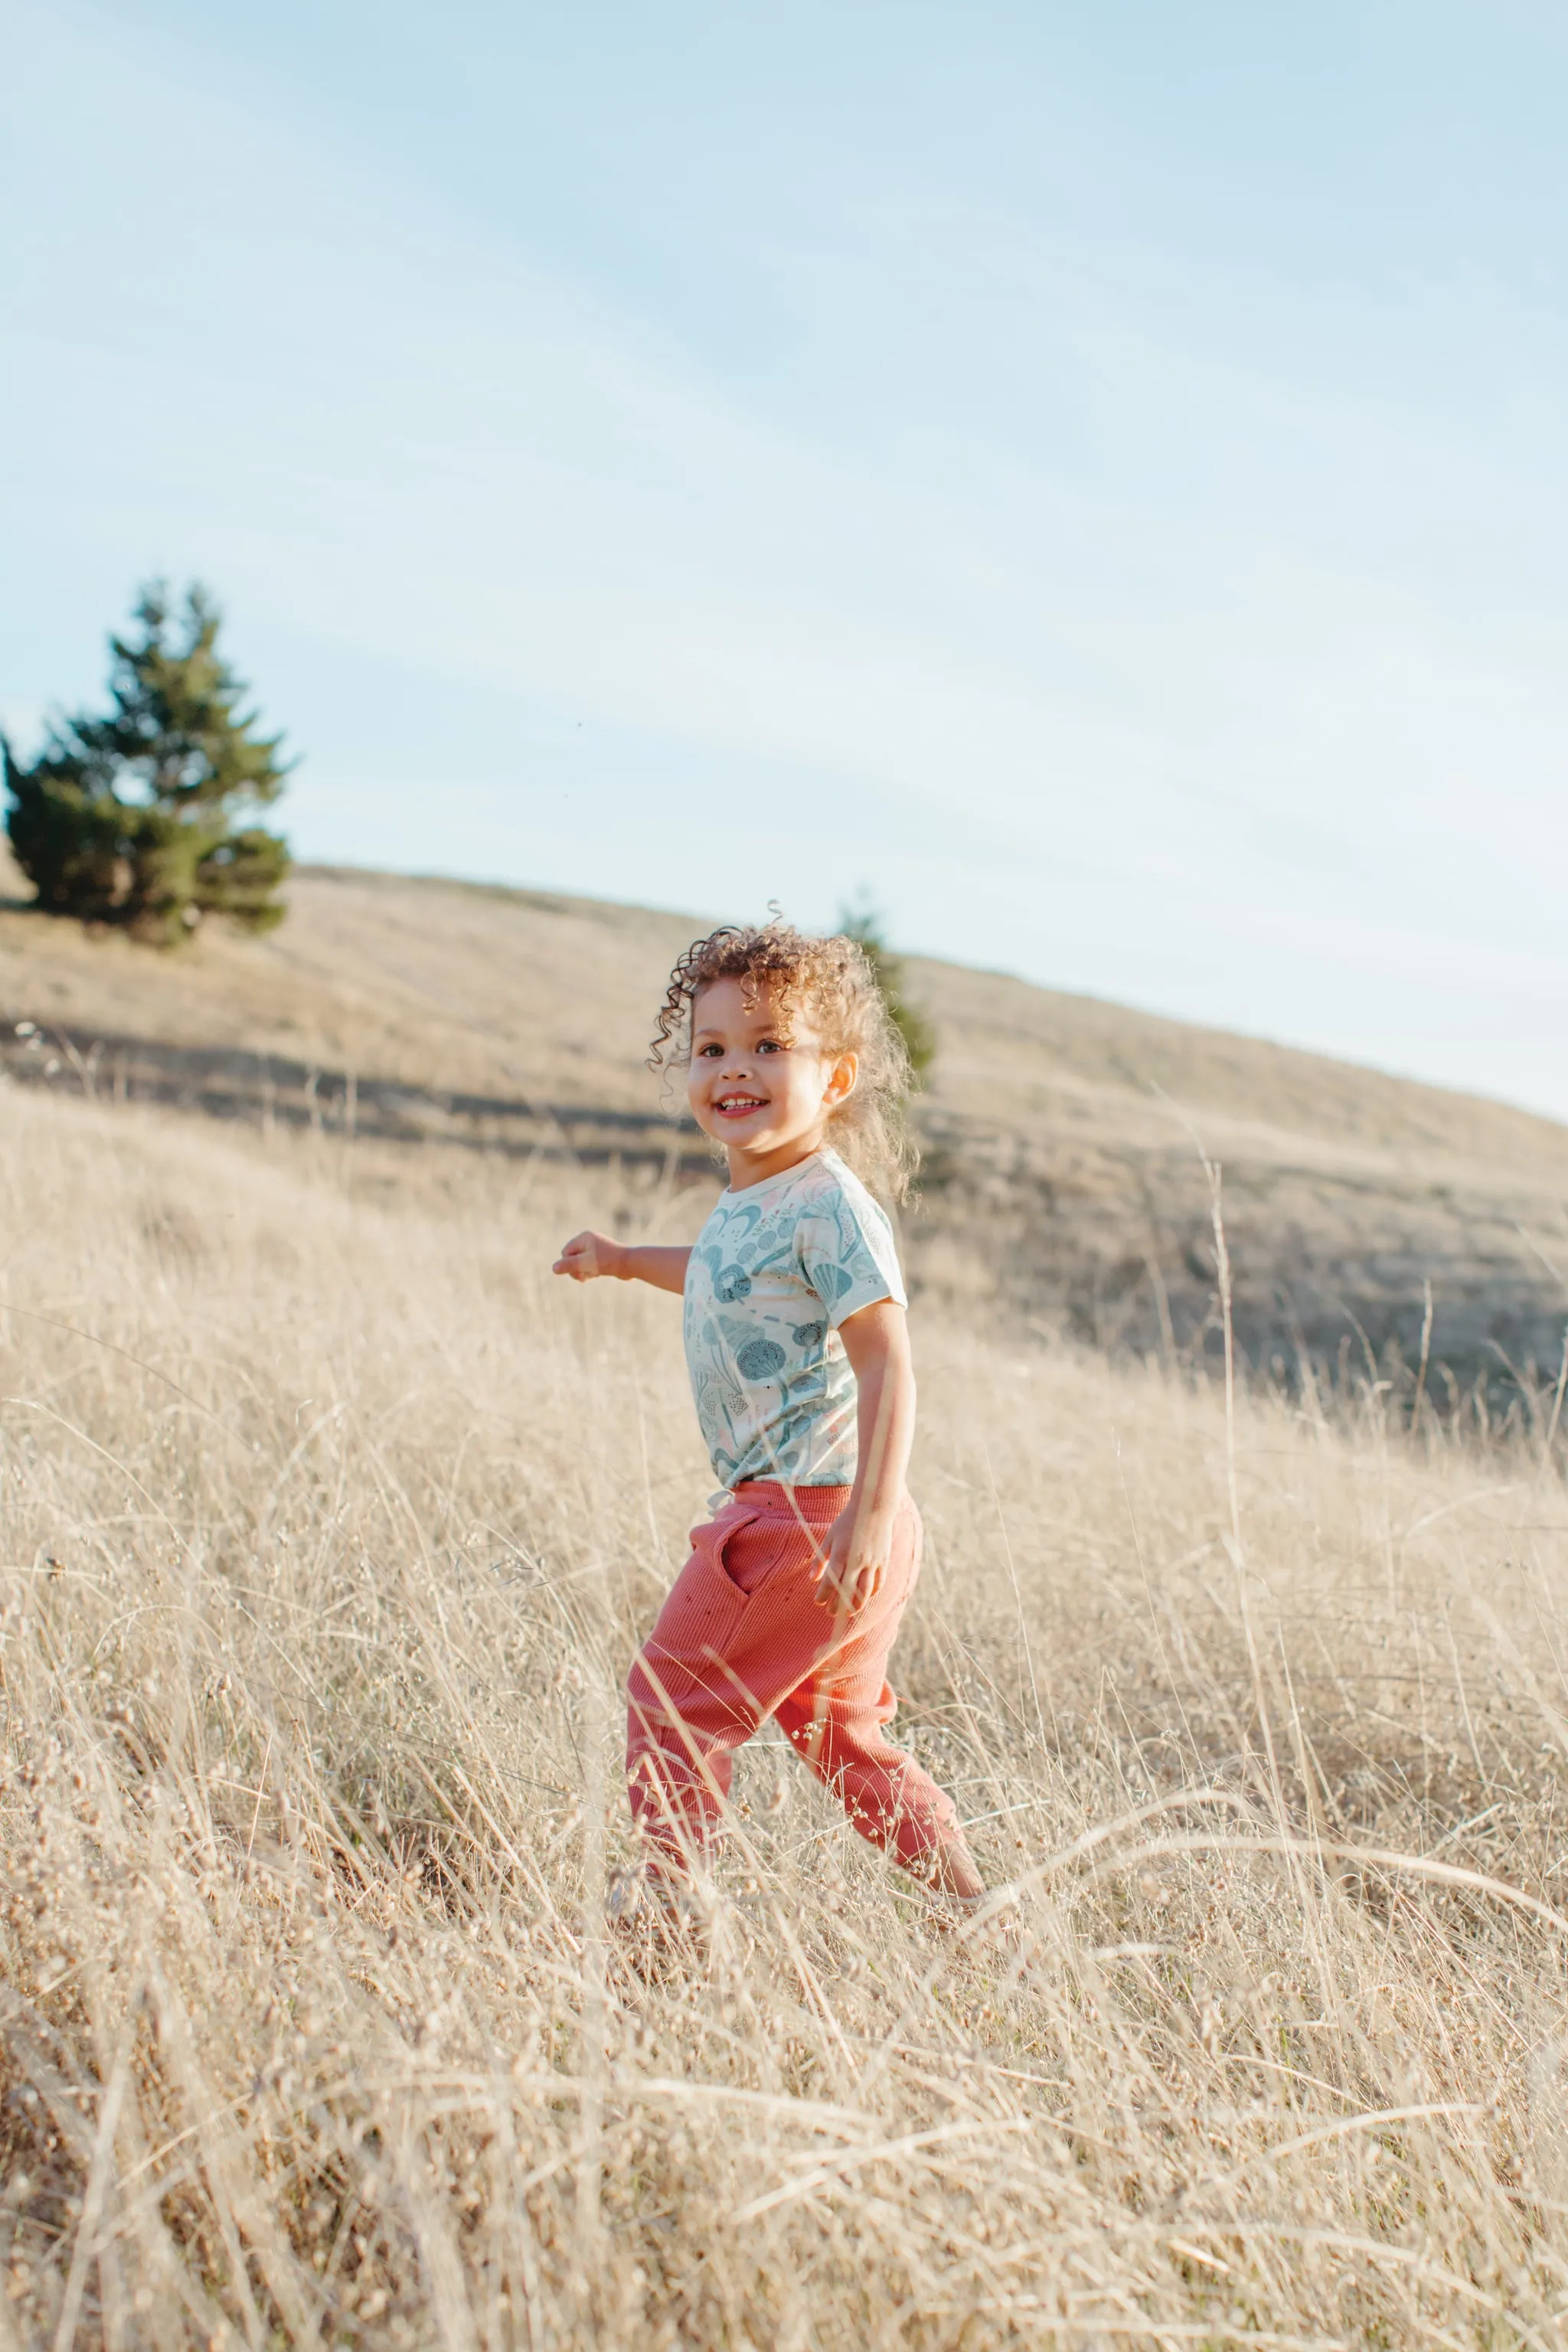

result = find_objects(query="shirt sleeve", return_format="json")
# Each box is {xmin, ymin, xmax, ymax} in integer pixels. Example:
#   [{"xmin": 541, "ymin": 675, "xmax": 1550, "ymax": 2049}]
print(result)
[{"xmin": 796, "ymin": 1175, "xmax": 908, "ymax": 1328}]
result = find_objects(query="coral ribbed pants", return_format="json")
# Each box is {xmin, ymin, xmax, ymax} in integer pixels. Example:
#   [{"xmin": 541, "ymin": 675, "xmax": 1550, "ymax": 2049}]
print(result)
[{"xmin": 626, "ymin": 1481, "xmax": 965, "ymax": 1883}]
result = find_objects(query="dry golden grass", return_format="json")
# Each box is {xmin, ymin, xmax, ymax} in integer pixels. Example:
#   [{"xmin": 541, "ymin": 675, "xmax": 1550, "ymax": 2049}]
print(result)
[
  {"xmin": 3, "ymin": 1078, "xmax": 1568, "ymax": 2348},
  {"xmin": 7, "ymin": 848, "xmax": 1566, "ymax": 1389}
]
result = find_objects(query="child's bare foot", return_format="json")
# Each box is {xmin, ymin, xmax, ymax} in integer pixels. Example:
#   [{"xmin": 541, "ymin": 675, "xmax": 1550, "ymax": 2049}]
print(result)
[
  {"xmin": 922, "ymin": 1887, "xmax": 985, "ymax": 1930},
  {"xmin": 905, "ymin": 1839, "xmax": 987, "ymax": 1919},
  {"xmin": 922, "ymin": 1881, "xmax": 1025, "ymax": 1952}
]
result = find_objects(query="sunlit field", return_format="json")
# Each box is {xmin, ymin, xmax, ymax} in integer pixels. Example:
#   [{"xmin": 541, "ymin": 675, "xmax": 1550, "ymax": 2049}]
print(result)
[{"xmin": 3, "ymin": 1081, "xmax": 1567, "ymax": 2349}]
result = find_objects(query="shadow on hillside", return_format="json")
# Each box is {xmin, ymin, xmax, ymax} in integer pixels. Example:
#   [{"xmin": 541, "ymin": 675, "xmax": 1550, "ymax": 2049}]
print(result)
[{"xmin": 0, "ymin": 1014, "xmax": 716, "ymax": 1175}]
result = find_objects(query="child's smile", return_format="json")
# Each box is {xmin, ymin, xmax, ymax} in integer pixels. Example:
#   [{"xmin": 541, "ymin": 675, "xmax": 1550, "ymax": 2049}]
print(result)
[{"xmin": 712, "ymin": 1086, "xmax": 767, "ymax": 1121}]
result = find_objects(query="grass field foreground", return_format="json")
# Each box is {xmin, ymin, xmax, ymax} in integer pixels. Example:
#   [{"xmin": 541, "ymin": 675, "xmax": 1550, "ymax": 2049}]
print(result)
[{"xmin": 2, "ymin": 1081, "xmax": 1567, "ymax": 2347}]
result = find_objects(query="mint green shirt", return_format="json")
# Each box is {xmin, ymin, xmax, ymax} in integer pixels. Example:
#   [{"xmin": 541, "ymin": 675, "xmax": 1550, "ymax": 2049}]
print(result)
[{"xmin": 682, "ymin": 1148, "xmax": 906, "ymax": 1492}]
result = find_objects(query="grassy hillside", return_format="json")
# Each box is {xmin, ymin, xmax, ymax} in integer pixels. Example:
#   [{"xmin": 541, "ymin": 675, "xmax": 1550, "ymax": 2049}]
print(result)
[
  {"xmin": 2, "ymin": 1075, "xmax": 1566, "ymax": 2346},
  {"xmin": 4, "ymin": 850, "xmax": 1566, "ymax": 1390}
]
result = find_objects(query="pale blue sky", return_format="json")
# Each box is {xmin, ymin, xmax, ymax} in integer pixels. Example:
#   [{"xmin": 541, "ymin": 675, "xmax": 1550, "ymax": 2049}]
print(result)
[{"xmin": 4, "ymin": 2, "xmax": 1566, "ymax": 1116}]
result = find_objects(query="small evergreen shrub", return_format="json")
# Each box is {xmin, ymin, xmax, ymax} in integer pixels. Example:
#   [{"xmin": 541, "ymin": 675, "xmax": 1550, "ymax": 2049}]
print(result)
[{"xmin": 5, "ymin": 580, "xmax": 292, "ymax": 943}]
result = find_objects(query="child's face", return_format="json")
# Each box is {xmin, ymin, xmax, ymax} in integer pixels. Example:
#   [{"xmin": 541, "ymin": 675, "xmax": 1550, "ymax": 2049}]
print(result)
[{"xmin": 687, "ymin": 977, "xmax": 857, "ymax": 1184}]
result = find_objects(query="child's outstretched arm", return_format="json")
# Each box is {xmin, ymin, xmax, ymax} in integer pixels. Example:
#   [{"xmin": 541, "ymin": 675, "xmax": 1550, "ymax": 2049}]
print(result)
[
  {"xmin": 552, "ymin": 1231, "xmax": 691, "ymax": 1295},
  {"xmin": 816, "ymin": 1299, "xmax": 916, "ymax": 1612}
]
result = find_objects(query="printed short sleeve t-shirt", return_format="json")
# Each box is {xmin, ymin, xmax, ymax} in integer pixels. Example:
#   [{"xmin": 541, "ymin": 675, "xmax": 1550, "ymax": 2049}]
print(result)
[{"xmin": 682, "ymin": 1148, "xmax": 906, "ymax": 1491}]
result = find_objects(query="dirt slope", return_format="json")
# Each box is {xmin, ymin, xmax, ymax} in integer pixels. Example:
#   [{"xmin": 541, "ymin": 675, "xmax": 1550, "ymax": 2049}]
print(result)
[{"xmin": 3, "ymin": 851, "xmax": 1565, "ymax": 1388}]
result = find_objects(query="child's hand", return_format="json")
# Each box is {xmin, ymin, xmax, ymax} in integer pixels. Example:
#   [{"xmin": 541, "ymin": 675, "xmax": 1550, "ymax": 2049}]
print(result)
[
  {"xmin": 552, "ymin": 1230, "xmax": 626, "ymax": 1282},
  {"xmin": 815, "ymin": 1504, "xmax": 897, "ymax": 1613}
]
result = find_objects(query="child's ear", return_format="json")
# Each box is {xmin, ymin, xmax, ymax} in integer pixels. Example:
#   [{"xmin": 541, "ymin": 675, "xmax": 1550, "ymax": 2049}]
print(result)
[{"xmin": 826, "ymin": 1050, "xmax": 859, "ymax": 1106}]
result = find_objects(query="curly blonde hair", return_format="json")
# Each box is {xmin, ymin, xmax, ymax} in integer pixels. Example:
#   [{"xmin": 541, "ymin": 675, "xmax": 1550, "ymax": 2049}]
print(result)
[{"xmin": 650, "ymin": 920, "xmax": 918, "ymax": 1202}]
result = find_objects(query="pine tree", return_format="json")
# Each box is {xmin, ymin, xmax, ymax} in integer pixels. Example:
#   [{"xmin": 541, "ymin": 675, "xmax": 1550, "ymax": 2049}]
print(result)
[
  {"xmin": 840, "ymin": 900, "xmax": 936, "ymax": 1084},
  {"xmin": 4, "ymin": 582, "xmax": 292, "ymax": 943}
]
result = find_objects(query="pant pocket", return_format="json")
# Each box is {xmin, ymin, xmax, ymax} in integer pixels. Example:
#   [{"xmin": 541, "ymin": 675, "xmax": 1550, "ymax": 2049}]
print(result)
[
  {"xmin": 720, "ymin": 1508, "xmax": 822, "ymax": 1598},
  {"xmin": 639, "ymin": 1530, "xmax": 754, "ymax": 1692},
  {"xmin": 701, "ymin": 1506, "xmax": 764, "ymax": 1601}
]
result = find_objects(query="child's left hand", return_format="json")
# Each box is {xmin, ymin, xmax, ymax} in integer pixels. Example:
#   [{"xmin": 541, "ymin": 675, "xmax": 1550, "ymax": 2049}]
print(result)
[{"xmin": 815, "ymin": 1503, "xmax": 898, "ymax": 1613}]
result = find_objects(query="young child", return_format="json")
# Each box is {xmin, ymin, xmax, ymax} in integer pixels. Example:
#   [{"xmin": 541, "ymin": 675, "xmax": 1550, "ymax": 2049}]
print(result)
[{"xmin": 553, "ymin": 920, "xmax": 985, "ymax": 1932}]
